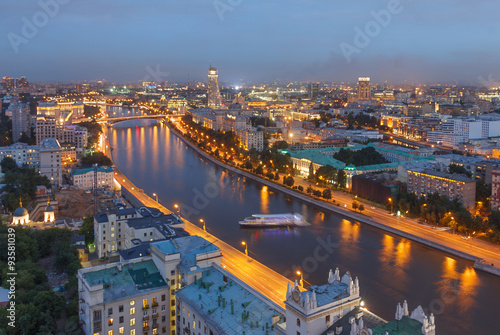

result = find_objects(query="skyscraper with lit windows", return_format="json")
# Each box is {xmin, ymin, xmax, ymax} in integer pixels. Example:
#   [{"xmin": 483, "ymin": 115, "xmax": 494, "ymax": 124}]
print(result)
[
  {"xmin": 357, "ymin": 77, "xmax": 371, "ymax": 101},
  {"xmin": 207, "ymin": 66, "xmax": 222, "ymax": 108}
]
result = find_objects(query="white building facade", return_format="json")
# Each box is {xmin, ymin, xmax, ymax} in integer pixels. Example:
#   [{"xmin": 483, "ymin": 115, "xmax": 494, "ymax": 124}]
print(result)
[
  {"xmin": 234, "ymin": 127, "xmax": 264, "ymax": 151},
  {"xmin": 94, "ymin": 208, "xmax": 185, "ymax": 258},
  {"xmin": 0, "ymin": 138, "xmax": 62, "ymax": 186},
  {"xmin": 78, "ymin": 236, "xmax": 223, "ymax": 335},
  {"xmin": 72, "ymin": 166, "xmax": 114, "ymax": 190}
]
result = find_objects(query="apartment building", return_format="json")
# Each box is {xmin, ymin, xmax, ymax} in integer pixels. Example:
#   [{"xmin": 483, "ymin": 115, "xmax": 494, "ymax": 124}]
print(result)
[
  {"xmin": 234, "ymin": 127, "xmax": 264, "ymax": 151},
  {"xmin": 37, "ymin": 101, "xmax": 84, "ymax": 119},
  {"xmin": 78, "ymin": 235, "xmax": 223, "ymax": 335},
  {"xmin": 407, "ymin": 168, "xmax": 476, "ymax": 210},
  {"xmin": 9, "ymin": 103, "xmax": 30, "ymax": 142},
  {"xmin": 80, "ymin": 235, "xmax": 437, "ymax": 335},
  {"xmin": 491, "ymin": 170, "xmax": 500, "ymax": 212},
  {"xmin": 94, "ymin": 207, "xmax": 185, "ymax": 258},
  {"xmin": 72, "ymin": 166, "xmax": 114, "ymax": 190},
  {"xmin": 36, "ymin": 116, "xmax": 88, "ymax": 153},
  {"xmin": 177, "ymin": 266, "xmax": 436, "ymax": 335},
  {"xmin": 78, "ymin": 259, "xmax": 171, "ymax": 335},
  {"xmin": 0, "ymin": 138, "xmax": 62, "ymax": 186},
  {"xmin": 176, "ymin": 264, "xmax": 285, "ymax": 335}
]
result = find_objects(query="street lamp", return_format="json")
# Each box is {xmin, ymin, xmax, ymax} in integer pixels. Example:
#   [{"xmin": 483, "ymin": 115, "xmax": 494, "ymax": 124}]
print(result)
[
  {"xmin": 153, "ymin": 193, "xmax": 158, "ymax": 202},
  {"xmin": 200, "ymin": 218, "xmax": 206, "ymax": 231},
  {"xmin": 296, "ymin": 271, "xmax": 303, "ymax": 288},
  {"xmin": 388, "ymin": 197, "xmax": 393, "ymax": 213},
  {"xmin": 241, "ymin": 241, "xmax": 248, "ymax": 256},
  {"xmin": 174, "ymin": 203, "xmax": 180, "ymax": 215}
]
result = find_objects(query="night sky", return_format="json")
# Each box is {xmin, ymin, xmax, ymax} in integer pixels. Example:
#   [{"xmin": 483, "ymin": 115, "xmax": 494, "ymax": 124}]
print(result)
[{"xmin": 1, "ymin": 0, "xmax": 499, "ymax": 83}]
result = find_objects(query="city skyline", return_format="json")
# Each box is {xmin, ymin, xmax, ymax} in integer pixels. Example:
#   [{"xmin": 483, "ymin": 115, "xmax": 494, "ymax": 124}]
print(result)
[{"xmin": 1, "ymin": 0, "xmax": 499, "ymax": 83}]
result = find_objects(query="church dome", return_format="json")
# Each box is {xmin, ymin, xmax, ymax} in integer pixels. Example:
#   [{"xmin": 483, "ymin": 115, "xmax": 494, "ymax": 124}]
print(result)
[
  {"xmin": 45, "ymin": 205, "xmax": 54, "ymax": 212},
  {"xmin": 13, "ymin": 207, "xmax": 28, "ymax": 217}
]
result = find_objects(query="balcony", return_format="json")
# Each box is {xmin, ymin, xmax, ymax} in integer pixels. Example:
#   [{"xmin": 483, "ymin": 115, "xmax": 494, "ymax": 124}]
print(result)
[
  {"xmin": 143, "ymin": 326, "xmax": 150, "ymax": 331},
  {"xmin": 143, "ymin": 315, "xmax": 149, "ymax": 320},
  {"xmin": 152, "ymin": 302, "xmax": 159, "ymax": 307},
  {"xmin": 143, "ymin": 304, "xmax": 150, "ymax": 310}
]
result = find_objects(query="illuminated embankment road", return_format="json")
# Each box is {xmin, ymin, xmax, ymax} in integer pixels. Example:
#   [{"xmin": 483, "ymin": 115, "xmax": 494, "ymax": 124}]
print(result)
[
  {"xmin": 171, "ymin": 120, "xmax": 500, "ymax": 270},
  {"xmin": 113, "ymin": 167, "xmax": 292, "ymax": 309},
  {"xmin": 107, "ymin": 119, "xmax": 500, "ymax": 334}
]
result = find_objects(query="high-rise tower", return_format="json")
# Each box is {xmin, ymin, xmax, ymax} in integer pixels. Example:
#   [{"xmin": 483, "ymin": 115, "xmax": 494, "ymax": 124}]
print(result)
[
  {"xmin": 16, "ymin": 76, "xmax": 29, "ymax": 89},
  {"xmin": 10, "ymin": 103, "xmax": 29, "ymax": 142},
  {"xmin": 208, "ymin": 66, "xmax": 221, "ymax": 108},
  {"xmin": 308, "ymin": 82, "xmax": 319, "ymax": 100},
  {"xmin": 357, "ymin": 77, "xmax": 371, "ymax": 100}
]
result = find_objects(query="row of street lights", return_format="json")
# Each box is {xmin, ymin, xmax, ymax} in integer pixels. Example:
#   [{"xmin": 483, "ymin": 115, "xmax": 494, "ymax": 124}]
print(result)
[
  {"xmin": 152, "ymin": 195, "xmax": 312, "ymax": 288},
  {"xmin": 170, "ymin": 201, "xmax": 250, "ymax": 258}
]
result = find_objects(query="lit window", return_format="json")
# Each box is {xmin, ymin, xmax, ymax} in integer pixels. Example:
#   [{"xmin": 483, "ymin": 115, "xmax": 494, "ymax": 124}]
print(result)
[
  {"xmin": 108, "ymin": 331, "xmax": 113, "ymax": 335},
  {"xmin": 130, "ymin": 330, "xmax": 135, "ymax": 335},
  {"xmin": 130, "ymin": 301, "xmax": 135, "ymax": 306},
  {"xmin": 130, "ymin": 307, "xmax": 135, "ymax": 315},
  {"xmin": 130, "ymin": 318, "xmax": 135, "ymax": 326}
]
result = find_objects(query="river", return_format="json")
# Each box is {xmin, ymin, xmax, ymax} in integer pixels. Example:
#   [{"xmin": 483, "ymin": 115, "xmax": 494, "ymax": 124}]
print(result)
[{"xmin": 108, "ymin": 119, "xmax": 500, "ymax": 334}]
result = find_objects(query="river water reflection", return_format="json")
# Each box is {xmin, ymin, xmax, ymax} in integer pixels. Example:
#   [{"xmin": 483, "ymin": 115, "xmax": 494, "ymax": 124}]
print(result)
[{"xmin": 109, "ymin": 120, "xmax": 500, "ymax": 334}]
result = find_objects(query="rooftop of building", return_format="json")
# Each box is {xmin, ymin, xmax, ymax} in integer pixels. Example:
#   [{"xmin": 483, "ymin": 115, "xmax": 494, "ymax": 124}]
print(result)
[
  {"xmin": 39, "ymin": 138, "xmax": 62, "ymax": 150},
  {"xmin": 371, "ymin": 316, "xmax": 426, "ymax": 335},
  {"xmin": 301, "ymin": 280, "xmax": 351, "ymax": 308},
  {"xmin": 94, "ymin": 207, "xmax": 182, "ymax": 233},
  {"xmin": 291, "ymin": 143, "xmax": 434, "ymax": 171},
  {"xmin": 433, "ymin": 153, "xmax": 485, "ymax": 163},
  {"xmin": 71, "ymin": 234, "xmax": 85, "ymax": 244},
  {"xmin": 352, "ymin": 173, "xmax": 401, "ymax": 186},
  {"xmin": 82, "ymin": 259, "xmax": 168, "ymax": 304},
  {"xmin": 320, "ymin": 306, "xmax": 386, "ymax": 335},
  {"xmin": 96, "ymin": 206, "xmax": 163, "ymax": 219},
  {"xmin": 354, "ymin": 162, "xmax": 401, "ymax": 172},
  {"xmin": 127, "ymin": 213, "xmax": 183, "ymax": 231},
  {"xmin": 176, "ymin": 266, "xmax": 285, "ymax": 335},
  {"xmin": 290, "ymin": 150, "xmax": 346, "ymax": 170},
  {"xmin": 409, "ymin": 168, "xmax": 475, "ymax": 182},
  {"xmin": 0, "ymin": 138, "xmax": 61, "ymax": 151},
  {"xmin": 152, "ymin": 236, "xmax": 220, "ymax": 273},
  {"xmin": 120, "ymin": 241, "xmax": 157, "ymax": 260},
  {"xmin": 72, "ymin": 166, "xmax": 114, "ymax": 176}
]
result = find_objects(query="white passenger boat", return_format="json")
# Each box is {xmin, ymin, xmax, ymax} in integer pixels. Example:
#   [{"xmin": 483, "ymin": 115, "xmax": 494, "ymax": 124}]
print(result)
[{"xmin": 239, "ymin": 213, "xmax": 309, "ymax": 227}]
